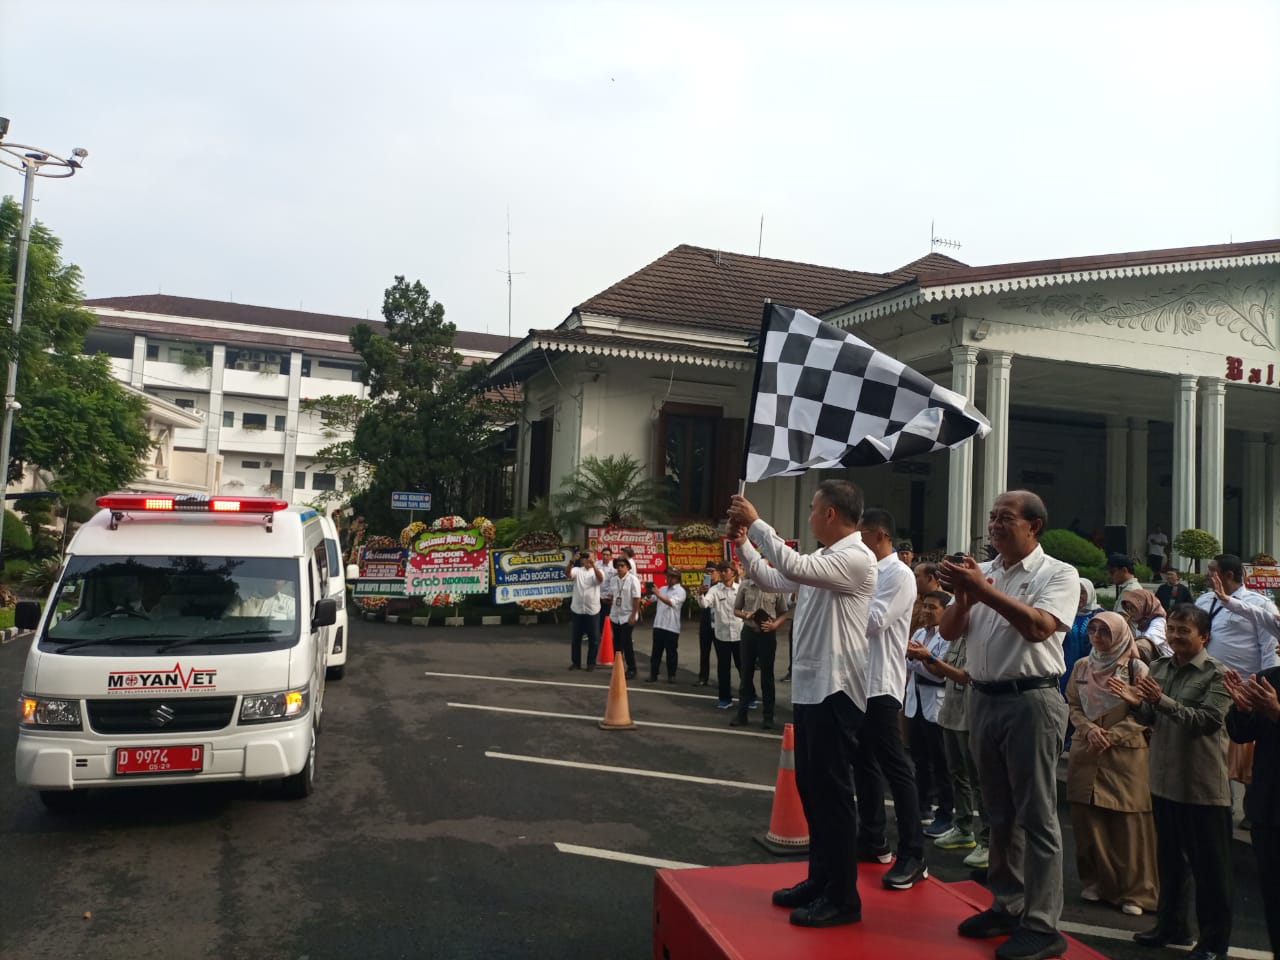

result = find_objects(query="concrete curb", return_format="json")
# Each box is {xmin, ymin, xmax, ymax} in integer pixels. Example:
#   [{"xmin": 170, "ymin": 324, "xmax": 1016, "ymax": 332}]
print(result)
[{"xmin": 0, "ymin": 626, "xmax": 25, "ymax": 645}]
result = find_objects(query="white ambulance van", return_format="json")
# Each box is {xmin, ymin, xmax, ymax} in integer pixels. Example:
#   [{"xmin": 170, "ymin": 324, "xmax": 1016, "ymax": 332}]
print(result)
[
  {"xmin": 14, "ymin": 493, "xmax": 337, "ymax": 811},
  {"xmin": 316, "ymin": 514, "xmax": 349, "ymax": 680}
]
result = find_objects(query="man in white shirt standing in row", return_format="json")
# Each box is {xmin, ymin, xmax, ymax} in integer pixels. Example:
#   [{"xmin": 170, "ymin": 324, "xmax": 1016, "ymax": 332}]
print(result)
[
  {"xmin": 564, "ymin": 549, "xmax": 604, "ymax": 671},
  {"xmin": 728, "ymin": 480, "xmax": 877, "ymax": 929},
  {"xmin": 851, "ymin": 508, "xmax": 928, "ymax": 890}
]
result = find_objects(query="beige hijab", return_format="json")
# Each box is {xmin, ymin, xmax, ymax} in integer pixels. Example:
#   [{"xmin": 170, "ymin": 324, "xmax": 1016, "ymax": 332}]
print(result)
[{"xmin": 1079, "ymin": 611, "xmax": 1146, "ymax": 720}]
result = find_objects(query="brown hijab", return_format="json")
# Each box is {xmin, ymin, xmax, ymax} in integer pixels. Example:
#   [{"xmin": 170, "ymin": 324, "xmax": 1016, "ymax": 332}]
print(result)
[{"xmin": 1080, "ymin": 611, "xmax": 1146, "ymax": 720}]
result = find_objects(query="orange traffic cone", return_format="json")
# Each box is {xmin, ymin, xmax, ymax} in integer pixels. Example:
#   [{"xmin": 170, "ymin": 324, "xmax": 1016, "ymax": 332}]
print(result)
[
  {"xmin": 596, "ymin": 617, "xmax": 614, "ymax": 665},
  {"xmin": 598, "ymin": 652, "xmax": 636, "ymax": 730},
  {"xmin": 754, "ymin": 722, "xmax": 809, "ymax": 855}
]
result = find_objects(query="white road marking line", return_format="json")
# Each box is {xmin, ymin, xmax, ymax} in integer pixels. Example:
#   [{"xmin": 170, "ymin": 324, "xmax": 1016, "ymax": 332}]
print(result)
[
  {"xmin": 424, "ymin": 670, "xmax": 712, "ymax": 700},
  {"xmin": 554, "ymin": 842, "xmax": 704, "ymax": 871},
  {"xmin": 1057, "ymin": 920, "xmax": 1269, "ymax": 959},
  {"xmin": 447, "ymin": 702, "xmax": 781, "ymax": 739},
  {"xmin": 486, "ymin": 751, "xmax": 775, "ymax": 792}
]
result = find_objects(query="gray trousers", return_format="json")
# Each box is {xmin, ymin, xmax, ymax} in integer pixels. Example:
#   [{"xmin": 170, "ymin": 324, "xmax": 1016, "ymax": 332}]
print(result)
[
  {"xmin": 942, "ymin": 725, "xmax": 989, "ymax": 844},
  {"xmin": 968, "ymin": 686, "xmax": 1068, "ymax": 935}
]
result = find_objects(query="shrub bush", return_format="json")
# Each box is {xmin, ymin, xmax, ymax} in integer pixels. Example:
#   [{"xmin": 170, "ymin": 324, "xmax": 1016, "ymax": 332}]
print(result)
[
  {"xmin": 1076, "ymin": 565, "xmax": 1107, "ymax": 588},
  {"xmin": 492, "ymin": 516, "xmax": 520, "ymax": 549},
  {"xmin": 21, "ymin": 557, "xmax": 61, "ymax": 596},
  {"xmin": 1134, "ymin": 563, "xmax": 1154, "ymax": 582},
  {"xmin": 1040, "ymin": 529, "xmax": 1105, "ymax": 568},
  {"xmin": 1172, "ymin": 528, "xmax": 1221, "ymax": 571},
  {"xmin": 2, "ymin": 510, "xmax": 32, "ymax": 553}
]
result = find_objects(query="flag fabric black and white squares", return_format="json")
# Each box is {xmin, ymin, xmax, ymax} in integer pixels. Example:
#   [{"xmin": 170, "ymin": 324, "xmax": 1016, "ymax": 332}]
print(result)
[{"xmin": 744, "ymin": 304, "xmax": 990, "ymax": 483}]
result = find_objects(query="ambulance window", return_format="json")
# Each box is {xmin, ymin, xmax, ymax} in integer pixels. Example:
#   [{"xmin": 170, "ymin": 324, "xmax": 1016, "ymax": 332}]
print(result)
[{"xmin": 314, "ymin": 545, "xmax": 329, "ymax": 593}]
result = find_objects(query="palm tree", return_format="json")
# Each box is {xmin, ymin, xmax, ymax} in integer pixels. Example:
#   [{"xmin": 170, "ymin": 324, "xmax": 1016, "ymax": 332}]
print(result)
[{"xmin": 556, "ymin": 454, "xmax": 670, "ymax": 528}]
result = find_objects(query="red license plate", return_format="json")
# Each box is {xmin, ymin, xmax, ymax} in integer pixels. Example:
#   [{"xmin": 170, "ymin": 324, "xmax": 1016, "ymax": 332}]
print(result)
[{"xmin": 115, "ymin": 745, "xmax": 204, "ymax": 775}]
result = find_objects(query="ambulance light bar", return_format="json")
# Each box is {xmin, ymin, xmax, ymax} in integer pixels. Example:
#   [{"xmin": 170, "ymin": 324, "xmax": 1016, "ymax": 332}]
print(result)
[{"xmin": 95, "ymin": 494, "xmax": 289, "ymax": 531}]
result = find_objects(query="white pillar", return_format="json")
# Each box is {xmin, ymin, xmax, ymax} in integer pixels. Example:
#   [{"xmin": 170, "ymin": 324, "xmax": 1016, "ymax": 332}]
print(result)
[
  {"xmin": 1172, "ymin": 375, "xmax": 1197, "ymax": 542},
  {"xmin": 947, "ymin": 346, "xmax": 979, "ymax": 553},
  {"xmin": 980, "ymin": 351, "xmax": 1012, "ymax": 521},
  {"xmin": 1268, "ymin": 435, "xmax": 1280, "ymax": 558},
  {"xmin": 206, "ymin": 344, "xmax": 227, "ymax": 461},
  {"xmin": 283, "ymin": 350, "xmax": 303, "ymax": 502},
  {"xmin": 130, "ymin": 335, "xmax": 146, "ymax": 389},
  {"xmin": 1243, "ymin": 432, "xmax": 1266, "ymax": 559},
  {"xmin": 1126, "ymin": 418, "xmax": 1148, "ymax": 559},
  {"xmin": 1105, "ymin": 415, "xmax": 1128, "ymax": 527},
  {"xmin": 1199, "ymin": 377, "xmax": 1225, "ymax": 545}
]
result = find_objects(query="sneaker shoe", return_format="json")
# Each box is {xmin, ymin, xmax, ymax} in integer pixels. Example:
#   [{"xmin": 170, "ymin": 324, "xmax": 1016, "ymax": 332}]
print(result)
[
  {"xmin": 856, "ymin": 841, "xmax": 893, "ymax": 864},
  {"xmin": 957, "ymin": 908, "xmax": 1019, "ymax": 939},
  {"xmin": 963, "ymin": 845, "xmax": 988, "ymax": 868},
  {"xmin": 1080, "ymin": 883, "xmax": 1100, "ymax": 902},
  {"xmin": 1119, "ymin": 903, "xmax": 1143, "ymax": 916},
  {"xmin": 882, "ymin": 855, "xmax": 928, "ymax": 890},
  {"xmin": 933, "ymin": 826, "xmax": 976, "ymax": 850},
  {"xmin": 923, "ymin": 815, "xmax": 953, "ymax": 838},
  {"xmin": 789, "ymin": 895, "xmax": 861, "ymax": 928},
  {"xmin": 716, "ymin": 699, "xmax": 734, "ymax": 709},
  {"xmin": 748, "ymin": 699, "xmax": 760, "ymax": 710},
  {"xmin": 994, "ymin": 928, "xmax": 1068, "ymax": 960}
]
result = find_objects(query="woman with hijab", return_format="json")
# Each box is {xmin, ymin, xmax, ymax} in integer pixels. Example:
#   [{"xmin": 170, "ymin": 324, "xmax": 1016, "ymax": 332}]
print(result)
[
  {"xmin": 1065, "ymin": 611, "xmax": 1159, "ymax": 917},
  {"xmin": 1063, "ymin": 578, "xmax": 1105, "ymax": 694},
  {"xmin": 1118, "ymin": 589, "xmax": 1170, "ymax": 661}
]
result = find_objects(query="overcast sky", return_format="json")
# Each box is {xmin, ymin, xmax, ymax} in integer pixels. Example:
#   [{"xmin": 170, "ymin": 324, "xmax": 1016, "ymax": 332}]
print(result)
[{"xmin": 3, "ymin": 0, "xmax": 1278, "ymax": 337}]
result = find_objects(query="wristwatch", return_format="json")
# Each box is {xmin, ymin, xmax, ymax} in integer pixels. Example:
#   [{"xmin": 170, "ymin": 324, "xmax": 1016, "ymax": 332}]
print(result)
[{"xmin": 925, "ymin": 655, "xmax": 936, "ymax": 665}]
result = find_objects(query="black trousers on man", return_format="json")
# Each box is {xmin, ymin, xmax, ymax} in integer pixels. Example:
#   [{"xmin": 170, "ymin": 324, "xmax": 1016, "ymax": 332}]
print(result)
[
  {"xmin": 612, "ymin": 620, "xmax": 636, "ymax": 676},
  {"xmin": 908, "ymin": 701, "xmax": 953, "ymax": 820},
  {"xmin": 735, "ymin": 626, "xmax": 776, "ymax": 723},
  {"xmin": 1151, "ymin": 795, "xmax": 1233, "ymax": 952},
  {"xmin": 793, "ymin": 692, "xmax": 865, "ymax": 910},
  {"xmin": 697, "ymin": 608, "xmax": 714, "ymax": 683},
  {"xmin": 714, "ymin": 638, "xmax": 740, "ymax": 703},
  {"xmin": 649, "ymin": 628, "xmax": 678, "ymax": 680},
  {"xmin": 852, "ymin": 694, "xmax": 925, "ymax": 859},
  {"xmin": 1253, "ymin": 822, "xmax": 1280, "ymax": 957},
  {"xmin": 569, "ymin": 612, "xmax": 600, "ymax": 668}
]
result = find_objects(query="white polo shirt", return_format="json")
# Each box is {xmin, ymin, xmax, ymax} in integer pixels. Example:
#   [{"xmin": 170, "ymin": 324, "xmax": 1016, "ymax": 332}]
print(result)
[
  {"xmin": 965, "ymin": 544, "xmax": 1079, "ymax": 683},
  {"xmin": 652, "ymin": 582, "xmax": 686, "ymax": 633},
  {"xmin": 569, "ymin": 566, "xmax": 602, "ymax": 615}
]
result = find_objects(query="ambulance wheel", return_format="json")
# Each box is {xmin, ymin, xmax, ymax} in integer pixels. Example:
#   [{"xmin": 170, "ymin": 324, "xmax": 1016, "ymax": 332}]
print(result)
[
  {"xmin": 280, "ymin": 729, "xmax": 315, "ymax": 800},
  {"xmin": 325, "ymin": 664, "xmax": 345, "ymax": 681},
  {"xmin": 39, "ymin": 790, "xmax": 87, "ymax": 814}
]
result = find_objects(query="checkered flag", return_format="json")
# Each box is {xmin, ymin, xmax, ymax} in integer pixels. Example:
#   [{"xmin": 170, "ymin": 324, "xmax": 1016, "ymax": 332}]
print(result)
[{"xmin": 744, "ymin": 304, "xmax": 990, "ymax": 482}]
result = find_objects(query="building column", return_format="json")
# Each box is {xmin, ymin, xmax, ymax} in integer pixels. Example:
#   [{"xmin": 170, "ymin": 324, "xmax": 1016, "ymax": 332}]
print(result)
[
  {"xmin": 206, "ymin": 344, "xmax": 227, "ymax": 461},
  {"xmin": 947, "ymin": 346, "xmax": 979, "ymax": 553},
  {"xmin": 282, "ymin": 350, "xmax": 303, "ymax": 502},
  {"xmin": 1172, "ymin": 375, "xmax": 1197, "ymax": 541},
  {"xmin": 1242, "ymin": 432, "xmax": 1266, "ymax": 559},
  {"xmin": 1105, "ymin": 415, "xmax": 1128, "ymax": 527},
  {"xmin": 1199, "ymin": 377, "xmax": 1225, "ymax": 545},
  {"xmin": 979, "ymin": 351, "xmax": 1012, "ymax": 525},
  {"xmin": 1126, "ymin": 418, "xmax": 1148, "ymax": 559},
  {"xmin": 1268, "ymin": 435, "xmax": 1280, "ymax": 558},
  {"xmin": 130, "ymin": 335, "xmax": 147, "ymax": 389}
]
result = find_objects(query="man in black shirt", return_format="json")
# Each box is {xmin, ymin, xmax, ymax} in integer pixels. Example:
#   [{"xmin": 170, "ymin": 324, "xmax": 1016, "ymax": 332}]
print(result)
[{"xmin": 1155, "ymin": 567, "xmax": 1193, "ymax": 611}]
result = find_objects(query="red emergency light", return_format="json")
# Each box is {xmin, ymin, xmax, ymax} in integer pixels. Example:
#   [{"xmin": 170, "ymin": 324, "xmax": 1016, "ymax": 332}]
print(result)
[{"xmin": 96, "ymin": 493, "xmax": 290, "ymax": 514}]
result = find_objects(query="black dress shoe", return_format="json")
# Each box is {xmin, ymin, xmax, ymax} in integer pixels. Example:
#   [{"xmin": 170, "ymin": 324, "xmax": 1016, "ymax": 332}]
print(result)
[
  {"xmin": 1133, "ymin": 927, "xmax": 1194, "ymax": 948},
  {"xmin": 958, "ymin": 908, "xmax": 1020, "ymax": 939},
  {"xmin": 995, "ymin": 929, "xmax": 1068, "ymax": 960},
  {"xmin": 568, "ymin": 664, "xmax": 581, "ymax": 670},
  {"xmin": 729, "ymin": 713, "xmax": 748, "ymax": 727},
  {"xmin": 644, "ymin": 676, "xmax": 658, "ymax": 683},
  {"xmin": 771, "ymin": 878, "xmax": 822, "ymax": 908},
  {"xmin": 789, "ymin": 895, "xmax": 861, "ymax": 927}
]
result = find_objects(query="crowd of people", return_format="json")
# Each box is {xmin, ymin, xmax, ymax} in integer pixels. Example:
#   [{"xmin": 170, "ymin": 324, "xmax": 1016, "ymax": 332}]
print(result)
[{"xmin": 562, "ymin": 493, "xmax": 1280, "ymax": 960}]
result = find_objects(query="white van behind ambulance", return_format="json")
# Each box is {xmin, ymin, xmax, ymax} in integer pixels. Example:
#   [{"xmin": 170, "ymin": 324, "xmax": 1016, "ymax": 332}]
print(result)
[{"xmin": 14, "ymin": 493, "xmax": 336, "ymax": 811}]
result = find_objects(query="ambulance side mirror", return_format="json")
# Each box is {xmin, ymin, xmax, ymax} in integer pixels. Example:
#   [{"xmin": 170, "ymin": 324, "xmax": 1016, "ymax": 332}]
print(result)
[
  {"xmin": 14, "ymin": 600, "xmax": 40, "ymax": 630},
  {"xmin": 312, "ymin": 598, "xmax": 337, "ymax": 628}
]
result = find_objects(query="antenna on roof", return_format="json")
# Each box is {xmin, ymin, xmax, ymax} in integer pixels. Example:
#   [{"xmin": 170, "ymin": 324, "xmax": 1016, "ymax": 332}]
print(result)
[
  {"xmin": 930, "ymin": 219, "xmax": 962, "ymax": 253},
  {"xmin": 496, "ymin": 205, "xmax": 526, "ymax": 338},
  {"xmin": 758, "ymin": 214, "xmax": 764, "ymax": 257}
]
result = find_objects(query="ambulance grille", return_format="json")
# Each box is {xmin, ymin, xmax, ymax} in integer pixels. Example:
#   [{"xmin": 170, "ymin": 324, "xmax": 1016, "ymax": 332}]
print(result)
[{"xmin": 86, "ymin": 697, "xmax": 237, "ymax": 734}]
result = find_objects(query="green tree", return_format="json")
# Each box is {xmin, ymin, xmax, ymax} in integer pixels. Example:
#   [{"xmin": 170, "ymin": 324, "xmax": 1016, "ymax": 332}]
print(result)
[
  {"xmin": 339, "ymin": 276, "xmax": 516, "ymax": 532},
  {"xmin": 0, "ymin": 196, "xmax": 151, "ymax": 496},
  {"xmin": 555, "ymin": 453, "xmax": 670, "ymax": 530},
  {"xmin": 1171, "ymin": 528, "xmax": 1221, "ymax": 573},
  {"xmin": 298, "ymin": 393, "xmax": 372, "ymax": 506}
]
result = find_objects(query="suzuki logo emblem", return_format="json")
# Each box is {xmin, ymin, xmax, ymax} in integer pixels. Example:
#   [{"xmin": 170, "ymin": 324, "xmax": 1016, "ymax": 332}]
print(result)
[{"xmin": 151, "ymin": 703, "xmax": 176, "ymax": 727}]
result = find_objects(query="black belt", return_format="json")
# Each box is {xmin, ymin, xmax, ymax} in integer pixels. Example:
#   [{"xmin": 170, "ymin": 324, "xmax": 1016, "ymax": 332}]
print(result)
[
  {"xmin": 914, "ymin": 676, "xmax": 946, "ymax": 688},
  {"xmin": 972, "ymin": 676, "xmax": 1059, "ymax": 695}
]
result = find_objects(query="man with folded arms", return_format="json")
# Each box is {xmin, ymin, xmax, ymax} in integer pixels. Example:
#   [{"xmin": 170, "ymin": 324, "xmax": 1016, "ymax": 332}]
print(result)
[{"xmin": 939, "ymin": 490, "xmax": 1078, "ymax": 960}]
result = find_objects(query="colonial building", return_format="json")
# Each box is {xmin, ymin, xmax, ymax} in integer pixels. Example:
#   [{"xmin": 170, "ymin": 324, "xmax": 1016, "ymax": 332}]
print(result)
[
  {"xmin": 82, "ymin": 295, "xmax": 515, "ymax": 504},
  {"xmin": 487, "ymin": 240, "xmax": 1280, "ymax": 560}
]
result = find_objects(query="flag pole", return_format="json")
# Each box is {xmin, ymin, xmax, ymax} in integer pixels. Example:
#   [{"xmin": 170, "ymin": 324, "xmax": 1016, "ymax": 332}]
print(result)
[{"xmin": 738, "ymin": 299, "xmax": 774, "ymax": 492}]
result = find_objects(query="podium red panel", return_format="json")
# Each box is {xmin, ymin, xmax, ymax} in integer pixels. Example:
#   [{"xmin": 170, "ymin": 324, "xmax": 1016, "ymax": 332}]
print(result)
[{"xmin": 653, "ymin": 862, "xmax": 1111, "ymax": 960}]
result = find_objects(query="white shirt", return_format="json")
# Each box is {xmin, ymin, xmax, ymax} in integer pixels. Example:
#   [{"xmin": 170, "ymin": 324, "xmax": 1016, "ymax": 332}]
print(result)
[
  {"xmin": 568, "ymin": 566, "xmax": 602, "ymax": 615},
  {"xmin": 699, "ymin": 581, "xmax": 741, "ymax": 642},
  {"xmin": 597, "ymin": 562, "xmax": 617, "ymax": 601},
  {"xmin": 652, "ymin": 583, "xmax": 686, "ymax": 633},
  {"xmin": 965, "ymin": 545, "xmax": 1079, "ymax": 682},
  {"xmin": 1134, "ymin": 615, "xmax": 1170, "ymax": 658},
  {"xmin": 864, "ymin": 553, "xmax": 917, "ymax": 703},
  {"xmin": 1197, "ymin": 585, "xmax": 1280, "ymax": 674},
  {"xmin": 609, "ymin": 572, "xmax": 642, "ymax": 624},
  {"xmin": 738, "ymin": 519, "xmax": 877, "ymax": 707},
  {"xmin": 1146, "ymin": 532, "xmax": 1168, "ymax": 558},
  {"xmin": 905, "ymin": 626, "xmax": 950, "ymax": 722}
]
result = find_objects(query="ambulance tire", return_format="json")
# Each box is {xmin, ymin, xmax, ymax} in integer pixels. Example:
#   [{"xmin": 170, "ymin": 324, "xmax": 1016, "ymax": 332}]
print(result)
[
  {"xmin": 325, "ymin": 664, "xmax": 345, "ymax": 681},
  {"xmin": 281, "ymin": 728, "xmax": 316, "ymax": 800},
  {"xmin": 40, "ymin": 790, "xmax": 87, "ymax": 814}
]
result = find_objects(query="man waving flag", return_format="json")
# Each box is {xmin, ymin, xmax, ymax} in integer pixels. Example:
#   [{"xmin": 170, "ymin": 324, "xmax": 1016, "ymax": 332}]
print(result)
[{"xmin": 744, "ymin": 303, "xmax": 990, "ymax": 483}]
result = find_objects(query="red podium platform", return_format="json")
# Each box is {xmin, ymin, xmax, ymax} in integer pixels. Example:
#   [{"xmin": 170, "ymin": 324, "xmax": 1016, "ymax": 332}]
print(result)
[{"xmin": 653, "ymin": 862, "xmax": 1111, "ymax": 960}]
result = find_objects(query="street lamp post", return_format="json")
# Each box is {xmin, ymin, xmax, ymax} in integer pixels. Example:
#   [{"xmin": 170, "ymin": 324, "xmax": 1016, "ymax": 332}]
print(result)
[{"xmin": 0, "ymin": 119, "xmax": 87, "ymax": 567}]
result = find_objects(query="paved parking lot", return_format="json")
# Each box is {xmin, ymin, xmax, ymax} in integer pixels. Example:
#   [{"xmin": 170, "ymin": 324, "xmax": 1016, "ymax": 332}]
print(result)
[{"xmin": 0, "ymin": 619, "xmax": 1271, "ymax": 959}]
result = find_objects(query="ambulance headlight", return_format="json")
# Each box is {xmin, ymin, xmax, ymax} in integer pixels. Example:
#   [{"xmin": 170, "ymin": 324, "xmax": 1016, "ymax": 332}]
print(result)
[
  {"xmin": 238, "ymin": 686, "xmax": 309, "ymax": 723},
  {"xmin": 18, "ymin": 695, "xmax": 83, "ymax": 729}
]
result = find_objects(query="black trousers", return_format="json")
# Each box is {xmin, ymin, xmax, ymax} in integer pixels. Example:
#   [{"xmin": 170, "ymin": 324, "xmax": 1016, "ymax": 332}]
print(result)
[
  {"xmin": 569, "ymin": 612, "xmax": 599, "ymax": 668},
  {"xmin": 1253, "ymin": 822, "xmax": 1280, "ymax": 958},
  {"xmin": 852, "ymin": 694, "xmax": 924, "ymax": 859},
  {"xmin": 736, "ymin": 627, "xmax": 776, "ymax": 720},
  {"xmin": 714, "ymin": 638, "xmax": 740, "ymax": 702},
  {"xmin": 649, "ymin": 628, "xmax": 678, "ymax": 679},
  {"xmin": 908, "ymin": 708, "xmax": 953, "ymax": 819},
  {"xmin": 1151, "ymin": 795, "xmax": 1233, "ymax": 951},
  {"xmin": 611, "ymin": 620, "xmax": 636, "ymax": 674},
  {"xmin": 794, "ymin": 692, "xmax": 865, "ymax": 908},
  {"xmin": 697, "ymin": 609, "xmax": 714, "ymax": 681}
]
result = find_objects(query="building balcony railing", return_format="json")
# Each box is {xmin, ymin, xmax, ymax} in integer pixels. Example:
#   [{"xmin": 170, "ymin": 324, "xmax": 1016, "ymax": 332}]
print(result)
[{"xmin": 222, "ymin": 368, "xmax": 289, "ymax": 399}]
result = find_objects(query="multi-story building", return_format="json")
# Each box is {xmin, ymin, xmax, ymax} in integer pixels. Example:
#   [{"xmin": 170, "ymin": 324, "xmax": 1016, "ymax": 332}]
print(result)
[{"xmin": 81, "ymin": 295, "xmax": 515, "ymax": 504}]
